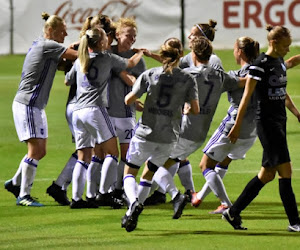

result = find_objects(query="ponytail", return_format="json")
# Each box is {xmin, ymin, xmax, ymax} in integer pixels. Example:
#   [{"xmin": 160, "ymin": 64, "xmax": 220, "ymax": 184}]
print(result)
[{"xmin": 159, "ymin": 38, "xmax": 183, "ymax": 74}]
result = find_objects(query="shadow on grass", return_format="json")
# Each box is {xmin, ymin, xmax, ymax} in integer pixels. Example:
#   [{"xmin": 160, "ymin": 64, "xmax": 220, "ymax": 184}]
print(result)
[
  {"xmin": 144, "ymin": 200, "xmax": 285, "ymax": 211},
  {"xmin": 134, "ymin": 228, "xmax": 300, "ymax": 237}
]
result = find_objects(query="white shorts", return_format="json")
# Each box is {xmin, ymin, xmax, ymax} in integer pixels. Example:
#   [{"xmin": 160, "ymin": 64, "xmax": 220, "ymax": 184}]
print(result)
[
  {"xmin": 73, "ymin": 106, "xmax": 116, "ymax": 150},
  {"xmin": 66, "ymin": 102, "xmax": 75, "ymax": 142},
  {"xmin": 203, "ymin": 132, "xmax": 257, "ymax": 162},
  {"xmin": 12, "ymin": 101, "xmax": 48, "ymax": 142},
  {"xmin": 170, "ymin": 137, "xmax": 204, "ymax": 160},
  {"xmin": 126, "ymin": 136, "xmax": 176, "ymax": 168},
  {"xmin": 109, "ymin": 117, "xmax": 136, "ymax": 144}
]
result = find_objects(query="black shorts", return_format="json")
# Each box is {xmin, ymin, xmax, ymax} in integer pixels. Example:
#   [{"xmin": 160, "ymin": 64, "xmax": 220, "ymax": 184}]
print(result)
[{"xmin": 256, "ymin": 119, "xmax": 290, "ymax": 167}]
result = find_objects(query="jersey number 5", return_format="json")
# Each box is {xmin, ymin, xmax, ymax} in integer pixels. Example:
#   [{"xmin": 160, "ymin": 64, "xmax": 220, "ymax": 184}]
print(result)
[{"xmin": 156, "ymin": 83, "xmax": 173, "ymax": 108}]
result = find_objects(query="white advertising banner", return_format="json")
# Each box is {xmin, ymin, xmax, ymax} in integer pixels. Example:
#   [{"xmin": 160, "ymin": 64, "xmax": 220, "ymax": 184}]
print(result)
[
  {"xmin": 0, "ymin": 0, "xmax": 299, "ymax": 54},
  {"xmin": 185, "ymin": 0, "xmax": 300, "ymax": 50},
  {"xmin": 0, "ymin": 0, "xmax": 180, "ymax": 54}
]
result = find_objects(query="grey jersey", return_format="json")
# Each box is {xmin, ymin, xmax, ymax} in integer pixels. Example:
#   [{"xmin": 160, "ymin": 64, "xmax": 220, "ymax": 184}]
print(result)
[
  {"xmin": 14, "ymin": 36, "xmax": 67, "ymax": 109},
  {"xmin": 180, "ymin": 52, "xmax": 224, "ymax": 71},
  {"xmin": 107, "ymin": 45, "xmax": 146, "ymax": 118},
  {"xmin": 180, "ymin": 64, "xmax": 239, "ymax": 142},
  {"xmin": 220, "ymin": 64, "xmax": 257, "ymax": 138},
  {"xmin": 65, "ymin": 51, "xmax": 128, "ymax": 111},
  {"xmin": 132, "ymin": 67, "xmax": 198, "ymax": 143}
]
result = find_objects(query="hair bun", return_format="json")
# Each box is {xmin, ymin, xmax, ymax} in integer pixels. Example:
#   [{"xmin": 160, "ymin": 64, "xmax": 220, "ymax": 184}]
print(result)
[{"xmin": 41, "ymin": 12, "xmax": 50, "ymax": 21}]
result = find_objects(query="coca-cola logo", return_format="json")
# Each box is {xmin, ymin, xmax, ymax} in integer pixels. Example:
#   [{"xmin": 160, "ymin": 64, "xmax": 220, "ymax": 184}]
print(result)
[{"xmin": 54, "ymin": 0, "xmax": 141, "ymax": 30}]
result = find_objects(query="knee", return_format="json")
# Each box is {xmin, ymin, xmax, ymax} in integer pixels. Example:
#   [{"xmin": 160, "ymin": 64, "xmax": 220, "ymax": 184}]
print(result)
[
  {"xmin": 258, "ymin": 171, "xmax": 276, "ymax": 184},
  {"xmin": 199, "ymin": 159, "xmax": 209, "ymax": 172},
  {"xmin": 38, "ymin": 148, "xmax": 47, "ymax": 159},
  {"xmin": 31, "ymin": 148, "xmax": 46, "ymax": 160},
  {"xmin": 199, "ymin": 162, "xmax": 205, "ymax": 172}
]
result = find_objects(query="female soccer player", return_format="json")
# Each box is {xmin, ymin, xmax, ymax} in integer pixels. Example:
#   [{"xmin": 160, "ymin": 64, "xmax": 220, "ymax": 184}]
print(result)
[
  {"xmin": 180, "ymin": 19, "xmax": 223, "ymax": 71},
  {"xmin": 4, "ymin": 12, "xmax": 77, "ymax": 206},
  {"xmin": 106, "ymin": 17, "xmax": 146, "ymax": 202},
  {"xmin": 191, "ymin": 36, "xmax": 260, "ymax": 213},
  {"xmin": 121, "ymin": 37, "xmax": 199, "ymax": 232},
  {"xmin": 145, "ymin": 19, "xmax": 224, "ymax": 205},
  {"xmin": 46, "ymin": 14, "xmax": 118, "ymax": 206},
  {"xmin": 146, "ymin": 37, "xmax": 245, "ymax": 212},
  {"xmin": 223, "ymin": 25, "xmax": 300, "ymax": 232},
  {"xmin": 65, "ymin": 28, "xmax": 144, "ymax": 208}
]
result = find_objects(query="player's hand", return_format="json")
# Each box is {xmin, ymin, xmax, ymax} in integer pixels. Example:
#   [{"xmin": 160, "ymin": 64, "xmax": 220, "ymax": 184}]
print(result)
[
  {"xmin": 132, "ymin": 48, "xmax": 146, "ymax": 55},
  {"xmin": 141, "ymin": 49, "xmax": 152, "ymax": 57},
  {"xmin": 183, "ymin": 103, "xmax": 191, "ymax": 115},
  {"xmin": 228, "ymin": 125, "xmax": 240, "ymax": 144},
  {"xmin": 69, "ymin": 41, "xmax": 80, "ymax": 50},
  {"xmin": 135, "ymin": 99, "xmax": 144, "ymax": 112}
]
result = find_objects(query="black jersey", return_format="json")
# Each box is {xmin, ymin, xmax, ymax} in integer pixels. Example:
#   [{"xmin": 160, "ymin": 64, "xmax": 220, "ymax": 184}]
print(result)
[{"xmin": 248, "ymin": 53, "xmax": 287, "ymax": 121}]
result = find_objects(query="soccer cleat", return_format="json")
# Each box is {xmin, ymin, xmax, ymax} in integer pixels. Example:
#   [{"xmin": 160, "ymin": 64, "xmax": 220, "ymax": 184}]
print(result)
[
  {"xmin": 172, "ymin": 192, "xmax": 188, "ymax": 219},
  {"xmin": 209, "ymin": 204, "xmax": 229, "ymax": 214},
  {"xmin": 144, "ymin": 190, "xmax": 166, "ymax": 206},
  {"xmin": 184, "ymin": 190, "xmax": 193, "ymax": 202},
  {"xmin": 222, "ymin": 208, "xmax": 247, "ymax": 230},
  {"xmin": 121, "ymin": 192, "xmax": 130, "ymax": 209},
  {"xmin": 86, "ymin": 197, "xmax": 99, "ymax": 208},
  {"xmin": 70, "ymin": 199, "xmax": 88, "ymax": 209},
  {"xmin": 288, "ymin": 224, "xmax": 300, "ymax": 232},
  {"xmin": 16, "ymin": 195, "xmax": 44, "ymax": 207},
  {"xmin": 96, "ymin": 192, "xmax": 123, "ymax": 209},
  {"xmin": 121, "ymin": 200, "xmax": 144, "ymax": 232},
  {"xmin": 4, "ymin": 179, "xmax": 20, "ymax": 198},
  {"xmin": 112, "ymin": 189, "xmax": 124, "ymax": 200},
  {"xmin": 46, "ymin": 181, "xmax": 70, "ymax": 206},
  {"xmin": 191, "ymin": 191, "xmax": 202, "ymax": 207}
]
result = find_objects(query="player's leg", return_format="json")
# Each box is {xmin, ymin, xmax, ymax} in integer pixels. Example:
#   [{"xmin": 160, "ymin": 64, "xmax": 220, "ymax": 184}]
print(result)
[
  {"xmin": 199, "ymin": 154, "xmax": 232, "ymax": 208},
  {"xmin": 16, "ymin": 138, "xmax": 46, "ymax": 207},
  {"xmin": 277, "ymin": 162, "xmax": 300, "ymax": 231},
  {"xmin": 70, "ymin": 147, "xmax": 91, "ymax": 208}
]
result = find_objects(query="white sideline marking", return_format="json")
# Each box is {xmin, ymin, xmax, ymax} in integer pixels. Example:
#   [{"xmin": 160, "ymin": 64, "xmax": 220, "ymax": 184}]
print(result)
[
  {"xmin": 0, "ymin": 76, "xmax": 20, "ymax": 80},
  {"xmin": 1, "ymin": 168, "xmax": 300, "ymax": 183}
]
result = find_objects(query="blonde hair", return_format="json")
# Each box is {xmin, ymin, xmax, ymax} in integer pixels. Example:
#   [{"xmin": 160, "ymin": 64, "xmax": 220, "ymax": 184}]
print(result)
[
  {"xmin": 41, "ymin": 12, "xmax": 64, "ymax": 33},
  {"xmin": 190, "ymin": 37, "xmax": 212, "ymax": 62},
  {"xmin": 78, "ymin": 28, "xmax": 106, "ymax": 74},
  {"xmin": 266, "ymin": 25, "xmax": 291, "ymax": 42},
  {"xmin": 195, "ymin": 19, "xmax": 217, "ymax": 42},
  {"xmin": 115, "ymin": 17, "xmax": 137, "ymax": 34},
  {"xmin": 79, "ymin": 14, "xmax": 113, "ymax": 38},
  {"xmin": 159, "ymin": 38, "xmax": 183, "ymax": 74},
  {"xmin": 236, "ymin": 37, "xmax": 260, "ymax": 63}
]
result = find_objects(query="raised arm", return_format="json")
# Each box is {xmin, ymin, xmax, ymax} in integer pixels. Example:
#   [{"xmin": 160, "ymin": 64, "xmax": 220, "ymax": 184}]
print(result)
[
  {"xmin": 285, "ymin": 54, "xmax": 300, "ymax": 69},
  {"xmin": 143, "ymin": 49, "xmax": 163, "ymax": 63},
  {"xmin": 61, "ymin": 48, "xmax": 78, "ymax": 61},
  {"xmin": 127, "ymin": 49, "xmax": 144, "ymax": 68},
  {"xmin": 228, "ymin": 77, "xmax": 257, "ymax": 143}
]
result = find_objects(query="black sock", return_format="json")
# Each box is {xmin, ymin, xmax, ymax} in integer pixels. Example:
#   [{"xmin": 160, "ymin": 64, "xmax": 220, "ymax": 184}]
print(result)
[
  {"xmin": 279, "ymin": 178, "xmax": 300, "ymax": 225},
  {"xmin": 231, "ymin": 176, "xmax": 264, "ymax": 215}
]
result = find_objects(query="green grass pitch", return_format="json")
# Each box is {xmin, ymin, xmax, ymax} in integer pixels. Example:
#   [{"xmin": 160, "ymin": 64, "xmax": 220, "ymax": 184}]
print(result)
[{"xmin": 1, "ymin": 46, "xmax": 300, "ymax": 249}]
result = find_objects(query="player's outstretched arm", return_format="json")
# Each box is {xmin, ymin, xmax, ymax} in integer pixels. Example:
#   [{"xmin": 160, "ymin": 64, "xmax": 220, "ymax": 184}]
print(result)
[{"xmin": 285, "ymin": 54, "xmax": 300, "ymax": 69}]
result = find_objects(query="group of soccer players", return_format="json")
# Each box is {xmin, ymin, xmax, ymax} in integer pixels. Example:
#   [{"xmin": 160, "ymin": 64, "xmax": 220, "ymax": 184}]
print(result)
[{"xmin": 4, "ymin": 11, "xmax": 300, "ymax": 232}]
